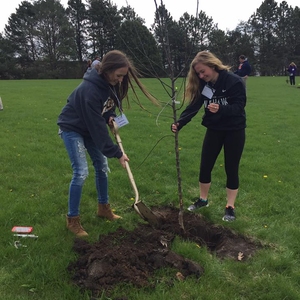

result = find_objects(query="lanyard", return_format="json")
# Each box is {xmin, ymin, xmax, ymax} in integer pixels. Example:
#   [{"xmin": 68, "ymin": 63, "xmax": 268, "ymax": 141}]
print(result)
[{"xmin": 109, "ymin": 86, "xmax": 123, "ymax": 114}]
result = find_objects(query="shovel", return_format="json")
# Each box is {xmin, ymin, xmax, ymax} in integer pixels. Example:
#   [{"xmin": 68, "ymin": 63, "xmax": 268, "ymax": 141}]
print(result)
[{"xmin": 111, "ymin": 121, "xmax": 161, "ymax": 226}]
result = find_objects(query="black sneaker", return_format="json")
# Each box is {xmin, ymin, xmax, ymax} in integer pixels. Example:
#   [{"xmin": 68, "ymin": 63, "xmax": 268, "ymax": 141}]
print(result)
[
  {"xmin": 187, "ymin": 198, "xmax": 209, "ymax": 211},
  {"xmin": 222, "ymin": 206, "xmax": 235, "ymax": 221}
]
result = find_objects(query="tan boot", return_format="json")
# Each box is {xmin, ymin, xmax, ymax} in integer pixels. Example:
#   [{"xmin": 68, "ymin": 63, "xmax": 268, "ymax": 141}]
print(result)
[
  {"xmin": 66, "ymin": 215, "xmax": 88, "ymax": 237},
  {"xmin": 97, "ymin": 203, "xmax": 122, "ymax": 221}
]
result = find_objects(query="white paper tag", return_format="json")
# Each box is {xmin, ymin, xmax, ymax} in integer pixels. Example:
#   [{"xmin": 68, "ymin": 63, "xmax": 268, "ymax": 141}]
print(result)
[
  {"xmin": 202, "ymin": 85, "xmax": 215, "ymax": 99},
  {"xmin": 114, "ymin": 114, "xmax": 129, "ymax": 128}
]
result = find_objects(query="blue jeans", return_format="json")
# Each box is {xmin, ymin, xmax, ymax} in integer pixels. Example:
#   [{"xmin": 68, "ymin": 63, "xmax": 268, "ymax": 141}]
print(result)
[{"xmin": 60, "ymin": 130, "xmax": 110, "ymax": 217}]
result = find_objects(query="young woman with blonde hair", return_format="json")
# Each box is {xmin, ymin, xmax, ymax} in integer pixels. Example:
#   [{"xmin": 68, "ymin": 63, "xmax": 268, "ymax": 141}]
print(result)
[{"xmin": 172, "ymin": 51, "xmax": 246, "ymax": 221}]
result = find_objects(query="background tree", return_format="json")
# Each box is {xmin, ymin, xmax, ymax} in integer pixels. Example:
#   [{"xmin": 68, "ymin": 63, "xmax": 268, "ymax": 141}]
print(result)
[
  {"xmin": 287, "ymin": 5, "xmax": 300, "ymax": 63},
  {"xmin": 4, "ymin": 0, "xmax": 77, "ymax": 78},
  {"xmin": 177, "ymin": 13, "xmax": 198, "ymax": 74},
  {"xmin": 66, "ymin": 0, "xmax": 88, "ymax": 66},
  {"xmin": 208, "ymin": 29, "xmax": 231, "ymax": 63},
  {"xmin": 152, "ymin": 4, "xmax": 175, "ymax": 77},
  {"xmin": 34, "ymin": 0, "xmax": 76, "ymax": 71},
  {"xmin": 0, "ymin": 0, "xmax": 300, "ymax": 79},
  {"xmin": 119, "ymin": 5, "xmax": 145, "ymax": 24},
  {"xmin": 0, "ymin": 33, "xmax": 17, "ymax": 79},
  {"xmin": 250, "ymin": 0, "xmax": 279, "ymax": 75},
  {"xmin": 4, "ymin": 1, "xmax": 38, "ymax": 78},
  {"xmin": 192, "ymin": 10, "xmax": 216, "ymax": 51},
  {"xmin": 86, "ymin": 0, "xmax": 121, "ymax": 58},
  {"xmin": 176, "ymin": 11, "xmax": 218, "ymax": 75},
  {"xmin": 115, "ymin": 5, "xmax": 162, "ymax": 77},
  {"xmin": 116, "ymin": 20, "xmax": 163, "ymax": 77},
  {"xmin": 275, "ymin": 1, "xmax": 294, "ymax": 73}
]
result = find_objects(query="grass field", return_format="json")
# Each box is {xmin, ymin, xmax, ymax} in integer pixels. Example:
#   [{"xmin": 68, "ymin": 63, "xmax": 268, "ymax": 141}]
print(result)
[{"xmin": 0, "ymin": 76, "xmax": 300, "ymax": 299}]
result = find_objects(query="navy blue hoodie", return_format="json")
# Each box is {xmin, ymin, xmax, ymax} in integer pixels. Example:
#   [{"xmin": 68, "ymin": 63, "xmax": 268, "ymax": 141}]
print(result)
[
  {"xmin": 57, "ymin": 68, "xmax": 123, "ymax": 159},
  {"xmin": 176, "ymin": 70, "xmax": 246, "ymax": 131},
  {"xmin": 235, "ymin": 60, "xmax": 251, "ymax": 77}
]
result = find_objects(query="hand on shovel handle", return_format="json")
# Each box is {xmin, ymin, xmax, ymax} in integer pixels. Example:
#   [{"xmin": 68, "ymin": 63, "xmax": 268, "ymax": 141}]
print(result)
[
  {"xmin": 111, "ymin": 121, "xmax": 129, "ymax": 168},
  {"xmin": 119, "ymin": 154, "xmax": 129, "ymax": 168}
]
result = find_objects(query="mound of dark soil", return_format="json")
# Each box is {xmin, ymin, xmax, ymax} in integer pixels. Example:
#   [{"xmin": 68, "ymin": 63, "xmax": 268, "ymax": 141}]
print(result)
[{"xmin": 68, "ymin": 206, "xmax": 261, "ymax": 298}]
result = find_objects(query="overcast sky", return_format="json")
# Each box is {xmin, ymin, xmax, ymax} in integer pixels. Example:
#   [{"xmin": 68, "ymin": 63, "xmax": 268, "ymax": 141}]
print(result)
[{"xmin": 1, "ymin": 0, "xmax": 299, "ymax": 33}]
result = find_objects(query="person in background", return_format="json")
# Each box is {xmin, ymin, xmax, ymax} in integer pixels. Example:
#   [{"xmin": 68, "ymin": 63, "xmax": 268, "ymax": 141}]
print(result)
[
  {"xmin": 171, "ymin": 51, "xmax": 246, "ymax": 222},
  {"xmin": 57, "ymin": 50, "xmax": 158, "ymax": 237},
  {"xmin": 85, "ymin": 59, "xmax": 92, "ymax": 73},
  {"xmin": 287, "ymin": 62, "xmax": 297, "ymax": 85},
  {"xmin": 234, "ymin": 55, "xmax": 251, "ymax": 86},
  {"xmin": 91, "ymin": 56, "xmax": 101, "ymax": 68}
]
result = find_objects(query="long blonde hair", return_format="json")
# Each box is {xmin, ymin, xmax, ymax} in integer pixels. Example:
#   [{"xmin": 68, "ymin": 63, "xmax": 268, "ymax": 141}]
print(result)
[{"xmin": 185, "ymin": 51, "xmax": 231, "ymax": 103}]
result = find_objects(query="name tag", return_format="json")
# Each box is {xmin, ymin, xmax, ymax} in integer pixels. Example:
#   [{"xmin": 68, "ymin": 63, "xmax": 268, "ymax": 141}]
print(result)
[
  {"xmin": 114, "ymin": 114, "xmax": 129, "ymax": 128},
  {"xmin": 202, "ymin": 85, "xmax": 215, "ymax": 99}
]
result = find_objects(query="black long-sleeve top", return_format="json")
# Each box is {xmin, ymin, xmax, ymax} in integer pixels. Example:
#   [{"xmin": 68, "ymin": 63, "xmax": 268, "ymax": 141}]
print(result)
[{"xmin": 177, "ymin": 70, "xmax": 246, "ymax": 131}]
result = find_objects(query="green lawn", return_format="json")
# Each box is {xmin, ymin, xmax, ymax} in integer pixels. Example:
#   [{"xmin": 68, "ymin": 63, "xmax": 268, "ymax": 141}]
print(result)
[{"xmin": 0, "ymin": 76, "xmax": 300, "ymax": 299}]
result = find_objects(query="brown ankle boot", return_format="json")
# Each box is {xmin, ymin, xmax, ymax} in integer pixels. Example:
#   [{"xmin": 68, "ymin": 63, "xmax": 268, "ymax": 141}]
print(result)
[
  {"xmin": 66, "ymin": 215, "xmax": 88, "ymax": 237},
  {"xmin": 97, "ymin": 203, "xmax": 122, "ymax": 221}
]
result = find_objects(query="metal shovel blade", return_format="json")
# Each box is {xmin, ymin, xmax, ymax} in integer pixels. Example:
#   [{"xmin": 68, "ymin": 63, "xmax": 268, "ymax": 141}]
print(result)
[{"xmin": 134, "ymin": 202, "xmax": 161, "ymax": 226}]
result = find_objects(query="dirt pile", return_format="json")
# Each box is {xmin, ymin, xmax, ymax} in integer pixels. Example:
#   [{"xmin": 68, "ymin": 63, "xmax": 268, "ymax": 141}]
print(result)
[{"xmin": 68, "ymin": 206, "xmax": 261, "ymax": 297}]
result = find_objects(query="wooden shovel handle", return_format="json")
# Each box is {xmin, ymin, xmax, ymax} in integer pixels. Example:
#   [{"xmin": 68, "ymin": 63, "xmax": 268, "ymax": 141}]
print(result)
[{"xmin": 112, "ymin": 121, "xmax": 140, "ymax": 203}]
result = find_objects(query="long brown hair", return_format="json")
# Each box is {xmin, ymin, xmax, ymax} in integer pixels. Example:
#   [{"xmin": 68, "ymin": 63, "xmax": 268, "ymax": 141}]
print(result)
[{"xmin": 95, "ymin": 50, "xmax": 158, "ymax": 106}]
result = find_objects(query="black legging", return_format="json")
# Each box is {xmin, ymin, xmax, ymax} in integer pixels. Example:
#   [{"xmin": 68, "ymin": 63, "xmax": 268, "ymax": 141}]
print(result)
[
  {"xmin": 199, "ymin": 128, "xmax": 245, "ymax": 189},
  {"xmin": 289, "ymin": 75, "xmax": 295, "ymax": 85}
]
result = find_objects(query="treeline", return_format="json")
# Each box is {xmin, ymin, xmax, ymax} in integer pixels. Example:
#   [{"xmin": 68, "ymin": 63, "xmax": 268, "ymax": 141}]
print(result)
[{"xmin": 0, "ymin": 0, "xmax": 299, "ymax": 79}]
